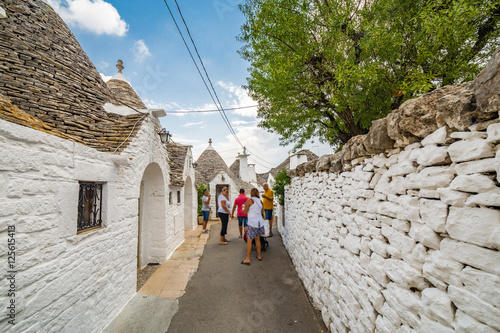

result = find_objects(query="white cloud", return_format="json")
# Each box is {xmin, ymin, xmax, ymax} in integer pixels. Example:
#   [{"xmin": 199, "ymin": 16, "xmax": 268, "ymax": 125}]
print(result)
[
  {"xmin": 47, "ymin": 0, "xmax": 128, "ymax": 36},
  {"xmin": 182, "ymin": 121, "xmax": 204, "ymax": 128},
  {"xmin": 132, "ymin": 40, "xmax": 151, "ymax": 63},
  {"xmin": 99, "ymin": 73, "xmax": 112, "ymax": 82},
  {"xmin": 217, "ymin": 81, "xmax": 258, "ymax": 117}
]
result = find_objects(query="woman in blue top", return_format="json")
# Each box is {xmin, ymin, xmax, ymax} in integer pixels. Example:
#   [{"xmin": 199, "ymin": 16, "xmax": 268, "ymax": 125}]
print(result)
[{"xmin": 241, "ymin": 188, "xmax": 265, "ymax": 265}]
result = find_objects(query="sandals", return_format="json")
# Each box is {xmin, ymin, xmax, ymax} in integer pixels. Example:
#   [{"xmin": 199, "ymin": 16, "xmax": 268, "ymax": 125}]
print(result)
[
  {"xmin": 219, "ymin": 242, "xmax": 228, "ymax": 245},
  {"xmin": 256, "ymin": 256, "xmax": 262, "ymax": 261},
  {"xmin": 241, "ymin": 260, "xmax": 250, "ymax": 265}
]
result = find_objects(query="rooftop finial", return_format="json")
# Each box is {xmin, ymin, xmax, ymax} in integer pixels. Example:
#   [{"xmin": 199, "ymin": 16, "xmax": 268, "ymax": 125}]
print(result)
[
  {"xmin": 116, "ymin": 60, "xmax": 124, "ymax": 73},
  {"xmin": 209, "ymin": 138, "xmax": 212, "ymax": 145}
]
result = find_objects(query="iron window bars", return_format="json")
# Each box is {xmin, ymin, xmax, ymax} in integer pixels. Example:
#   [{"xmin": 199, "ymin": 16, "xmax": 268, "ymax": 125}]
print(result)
[{"xmin": 78, "ymin": 182, "xmax": 103, "ymax": 232}]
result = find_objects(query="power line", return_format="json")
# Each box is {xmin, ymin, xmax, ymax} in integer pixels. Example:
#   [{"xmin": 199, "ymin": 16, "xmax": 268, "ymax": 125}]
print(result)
[
  {"xmin": 164, "ymin": 105, "xmax": 257, "ymax": 113},
  {"xmin": 163, "ymin": 0, "xmax": 244, "ymax": 148}
]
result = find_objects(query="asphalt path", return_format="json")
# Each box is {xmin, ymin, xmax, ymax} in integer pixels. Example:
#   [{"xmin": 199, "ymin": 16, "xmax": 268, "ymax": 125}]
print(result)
[{"xmin": 167, "ymin": 220, "xmax": 327, "ymax": 333}]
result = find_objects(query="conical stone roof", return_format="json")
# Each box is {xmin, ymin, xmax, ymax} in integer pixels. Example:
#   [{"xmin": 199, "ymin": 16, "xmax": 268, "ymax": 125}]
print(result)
[
  {"xmin": 106, "ymin": 60, "xmax": 147, "ymax": 109},
  {"xmin": 194, "ymin": 139, "xmax": 230, "ymax": 185},
  {"xmin": 0, "ymin": 0, "xmax": 145, "ymax": 153}
]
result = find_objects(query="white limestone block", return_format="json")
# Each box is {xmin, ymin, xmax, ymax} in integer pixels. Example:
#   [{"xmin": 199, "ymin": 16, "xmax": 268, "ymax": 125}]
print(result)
[
  {"xmin": 422, "ymin": 126, "xmax": 449, "ymax": 146},
  {"xmin": 375, "ymin": 314, "xmax": 398, "ymax": 333},
  {"xmin": 455, "ymin": 158, "xmax": 497, "ymax": 175},
  {"xmin": 461, "ymin": 266, "xmax": 500, "ymax": 308},
  {"xmin": 396, "ymin": 195, "xmax": 420, "ymax": 222},
  {"xmin": 372, "ymin": 155, "xmax": 388, "ymax": 168},
  {"xmin": 418, "ymin": 189, "xmax": 440, "ymax": 199},
  {"xmin": 368, "ymin": 253, "xmax": 390, "ymax": 286},
  {"xmin": 416, "ymin": 145, "xmax": 450, "ymax": 166},
  {"xmin": 378, "ymin": 201, "xmax": 400, "ymax": 218},
  {"xmin": 450, "ymin": 174, "xmax": 497, "ymax": 193},
  {"xmin": 421, "ymin": 288, "xmax": 454, "ymax": 327},
  {"xmin": 384, "ymin": 258, "xmax": 428, "ymax": 290},
  {"xmin": 419, "ymin": 198, "xmax": 447, "ymax": 233},
  {"xmin": 422, "ymin": 250, "xmax": 463, "ymax": 288},
  {"xmin": 446, "ymin": 207, "xmax": 500, "ymax": 250},
  {"xmin": 486, "ymin": 122, "xmax": 500, "ymax": 143},
  {"xmin": 437, "ymin": 188, "xmax": 470, "ymax": 207},
  {"xmin": 396, "ymin": 325, "xmax": 417, "ymax": 333},
  {"xmin": 466, "ymin": 190, "xmax": 500, "ymax": 207},
  {"xmin": 381, "ymin": 283, "xmax": 422, "ymax": 328},
  {"xmin": 382, "ymin": 224, "xmax": 415, "ymax": 254},
  {"xmin": 417, "ymin": 166, "xmax": 455, "ymax": 189},
  {"xmin": 401, "ymin": 243, "xmax": 427, "ymax": 271},
  {"xmin": 450, "ymin": 132, "xmax": 488, "ymax": 139},
  {"xmin": 449, "ymin": 285, "xmax": 500, "ymax": 331},
  {"xmin": 344, "ymin": 234, "xmax": 361, "ymax": 254},
  {"xmin": 419, "ymin": 315, "xmax": 454, "ymax": 333},
  {"xmin": 441, "ymin": 238, "xmax": 500, "ymax": 275},
  {"xmin": 392, "ymin": 219, "xmax": 410, "ymax": 233},
  {"xmin": 448, "ymin": 138, "xmax": 495, "ymax": 162},
  {"xmin": 369, "ymin": 238, "xmax": 389, "ymax": 258},
  {"xmin": 360, "ymin": 237, "xmax": 371, "ymax": 255},
  {"xmin": 352, "ymin": 171, "xmax": 374, "ymax": 182},
  {"xmin": 387, "ymin": 159, "xmax": 417, "ymax": 177},
  {"xmin": 454, "ymin": 310, "xmax": 499, "ymax": 333},
  {"xmin": 380, "ymin": 302, "xmax": 404, "ymax": 326},
  {"xmin": 409, "ymin": 221, "xmax": 441, "ymax": 250}
]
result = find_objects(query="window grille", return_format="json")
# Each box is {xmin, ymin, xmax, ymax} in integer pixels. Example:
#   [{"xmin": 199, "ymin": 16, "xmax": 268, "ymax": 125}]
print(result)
[
  {"xmin": 177, "ymin": 191, "xmax": 181, "ymax": 204},
  {"xmin": 78, "ymin": 182, "xmax": 103, "ymax": 232}
]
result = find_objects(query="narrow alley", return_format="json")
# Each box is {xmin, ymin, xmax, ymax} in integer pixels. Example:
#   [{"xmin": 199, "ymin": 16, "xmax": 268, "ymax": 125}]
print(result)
[{"xmin": 103, "ymin": 220, "xmax": 327, "ymax": 333}]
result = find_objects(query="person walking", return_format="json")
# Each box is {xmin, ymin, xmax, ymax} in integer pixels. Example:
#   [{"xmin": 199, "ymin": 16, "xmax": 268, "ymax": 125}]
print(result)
[
  {"xmin": 201, "ymin": 189, "xmax": 210, "ymax": 233},
  {"xmin": 262, "ymin": 183, "xmax": 274, "ymax": 237},
  {"xmin": 241, "ymin": 188, "xmax": 265, "ymax": 265},
  {"xmin": 231, "ymin": 189, "xmax": 248, "ymax": 239},
  {"xmin": 217, "ymin": 187, "xmax": 231, "ymax": 245}
]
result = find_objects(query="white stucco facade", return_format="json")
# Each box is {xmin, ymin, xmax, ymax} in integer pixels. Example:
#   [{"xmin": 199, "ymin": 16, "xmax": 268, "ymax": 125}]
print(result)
[{"xmin": 0, "ymin": 113, "xmax": 188, "ymax": 332}]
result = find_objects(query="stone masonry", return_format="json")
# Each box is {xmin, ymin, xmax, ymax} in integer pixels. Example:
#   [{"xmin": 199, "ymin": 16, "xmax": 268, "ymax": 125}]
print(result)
[{"xmin": 278, "ymin": 47, "xmax": 500, "ymax": 332}]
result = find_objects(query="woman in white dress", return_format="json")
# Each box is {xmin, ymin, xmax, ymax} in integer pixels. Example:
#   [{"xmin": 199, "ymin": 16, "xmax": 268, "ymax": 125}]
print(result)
[{"xmin": 241, "ymin": 188, "xmax": 265, "ymax": 265}]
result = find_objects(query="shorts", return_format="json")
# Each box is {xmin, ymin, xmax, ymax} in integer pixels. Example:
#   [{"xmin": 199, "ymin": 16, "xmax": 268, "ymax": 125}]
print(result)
[
  {"xmin": 264, "ymin": 209, "xmax": 273, "ymax": 221},
  {"xmin": 202, "ymin": 210, "xmax": 209, "ymax": 221},
  {"xmin": 246, "ymin": 225, "xmax": 265, "ymax": 240},
  {"xmin": 237, "ymin": 216, "xmax": 248, "ymax": 227}
]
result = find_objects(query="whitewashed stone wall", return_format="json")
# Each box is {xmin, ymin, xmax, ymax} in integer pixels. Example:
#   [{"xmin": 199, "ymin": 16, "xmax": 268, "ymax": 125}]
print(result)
[
  {"xmin": 279, "ymin": 123, "xmax": 500, "ymax": 332},
  {"xmin": 0, "ymin": 114, "xmax": 184, "ymax": 332}
]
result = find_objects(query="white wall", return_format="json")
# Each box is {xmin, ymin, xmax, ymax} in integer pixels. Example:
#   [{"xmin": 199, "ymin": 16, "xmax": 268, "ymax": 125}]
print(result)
[
  {"xmin": 279, "ymin": 124, "xmax": 500, "ymax": 333},
  {"xmin": 0, "ymin": 114, "xmax": 182, "ymax": 333}
]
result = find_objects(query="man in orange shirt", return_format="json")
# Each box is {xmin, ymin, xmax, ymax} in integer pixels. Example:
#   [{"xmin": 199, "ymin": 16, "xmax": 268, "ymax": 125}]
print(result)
[{"xmin": 262, "ymin": 183, "xmax": 274, "ymax": 237}]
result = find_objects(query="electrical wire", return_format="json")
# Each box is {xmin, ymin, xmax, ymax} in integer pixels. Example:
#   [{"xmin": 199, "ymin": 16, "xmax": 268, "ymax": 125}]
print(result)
[
  {"xmin": 172, "ymin": 0, "xmax": 241, "ymax": 143},
  {"xmin": 164, "ymin": 104, "xmax": 257, "ymax": 113},
  {"xmin": 163, "ymin": 0, "xmax": 244, "ymax": 148}
]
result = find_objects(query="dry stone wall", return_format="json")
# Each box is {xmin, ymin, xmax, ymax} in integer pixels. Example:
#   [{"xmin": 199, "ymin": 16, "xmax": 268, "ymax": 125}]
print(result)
[{"xmin": 278, "ymin": 48, "xmax": 500, "ymax": 333}]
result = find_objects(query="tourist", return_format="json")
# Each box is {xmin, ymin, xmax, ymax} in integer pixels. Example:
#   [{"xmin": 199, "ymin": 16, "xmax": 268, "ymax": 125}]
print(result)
[
  {"xmin": 201, "ymin": 189, "xmax": 210, "ymax": 233},
  {"xmin": 217, "ymin": 187, "xmax": 231, "ymax": 245},
  {"xmin": 231, "ymin": 188, "xmax": 248, "ymax": 239},
  {"xmin": 241, "ymin": 188, "xmax": 265, "ymax": 265},
  {"xmin": 262, "ymin": 183, "xmax": 274, "ymax": 237}
]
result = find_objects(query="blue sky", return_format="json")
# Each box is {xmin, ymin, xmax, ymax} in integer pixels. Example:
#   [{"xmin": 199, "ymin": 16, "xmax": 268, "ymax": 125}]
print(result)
[{"xmin": 46, "ymin": 0, "xmax": 333, "ymax": 172}]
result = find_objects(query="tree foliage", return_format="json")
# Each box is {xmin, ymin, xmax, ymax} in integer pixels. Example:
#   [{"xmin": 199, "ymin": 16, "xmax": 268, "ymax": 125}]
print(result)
[
  {"xmin": 238, "ymin": 0, "xmax": 500, "ymax": 149},
  {"xmin": 272, "ymin": 169, "xmax": 291, "ymax": 206},
  {"xmin": 197, "ymin": 183, "xmax": 209, "ymax": 216}
]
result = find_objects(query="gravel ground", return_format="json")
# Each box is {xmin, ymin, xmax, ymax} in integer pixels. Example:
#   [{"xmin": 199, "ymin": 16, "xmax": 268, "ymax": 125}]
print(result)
[{"xmin": 137, "ymin": 264, "xmax": 159, "ymax": 291}]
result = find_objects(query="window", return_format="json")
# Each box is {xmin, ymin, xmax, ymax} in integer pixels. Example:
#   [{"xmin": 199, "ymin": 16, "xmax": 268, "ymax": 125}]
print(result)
[
  {"xmin": 169, "ymin": 192, "xmax": 172, "ymax": 205},
  {"xmin": 177, "ymin": 191, "xmax": 181, "ymax": 204},
  {"xmin": 78, "ymin": 182, "xmax": 103, "ymax": 232}
]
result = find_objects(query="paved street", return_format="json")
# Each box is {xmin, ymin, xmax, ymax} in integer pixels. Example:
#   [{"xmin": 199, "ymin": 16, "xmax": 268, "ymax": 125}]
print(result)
[{"xmin": 103, "ymin": 220, "xmax": 326, "ymax": 333}]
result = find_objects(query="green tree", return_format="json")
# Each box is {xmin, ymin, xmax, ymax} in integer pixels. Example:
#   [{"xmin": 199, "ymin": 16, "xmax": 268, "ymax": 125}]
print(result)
[
  {"xmin": 197, "ymin": 184, "xmax": 209, "ymax": 216},
  {"xmin": 238, "ymin": 0, "xmax": 500, "ymax": 149},
  {"xmin": 273, "ymin": 169, "xmax": 291, "ymax": 206}
]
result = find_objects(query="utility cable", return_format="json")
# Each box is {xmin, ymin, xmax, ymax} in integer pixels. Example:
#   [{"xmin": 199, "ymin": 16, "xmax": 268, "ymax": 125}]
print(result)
[
  {"xmin": 172, "ymin": 0, "xmax": 241, "ymax": 145},
  {"xmin": 162, "ymin": 0, "xmax": 241, "ymax": 148}
]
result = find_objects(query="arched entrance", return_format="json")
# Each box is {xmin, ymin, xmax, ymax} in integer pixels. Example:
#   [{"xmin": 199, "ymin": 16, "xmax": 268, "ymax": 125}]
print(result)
[
  {"xmin": 184, "ymin": 176, "xmax": 194, "ymax": 230},
  {"xmin": 138, "ymin": 163, "xmax": 166, "ymax": 269}
]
